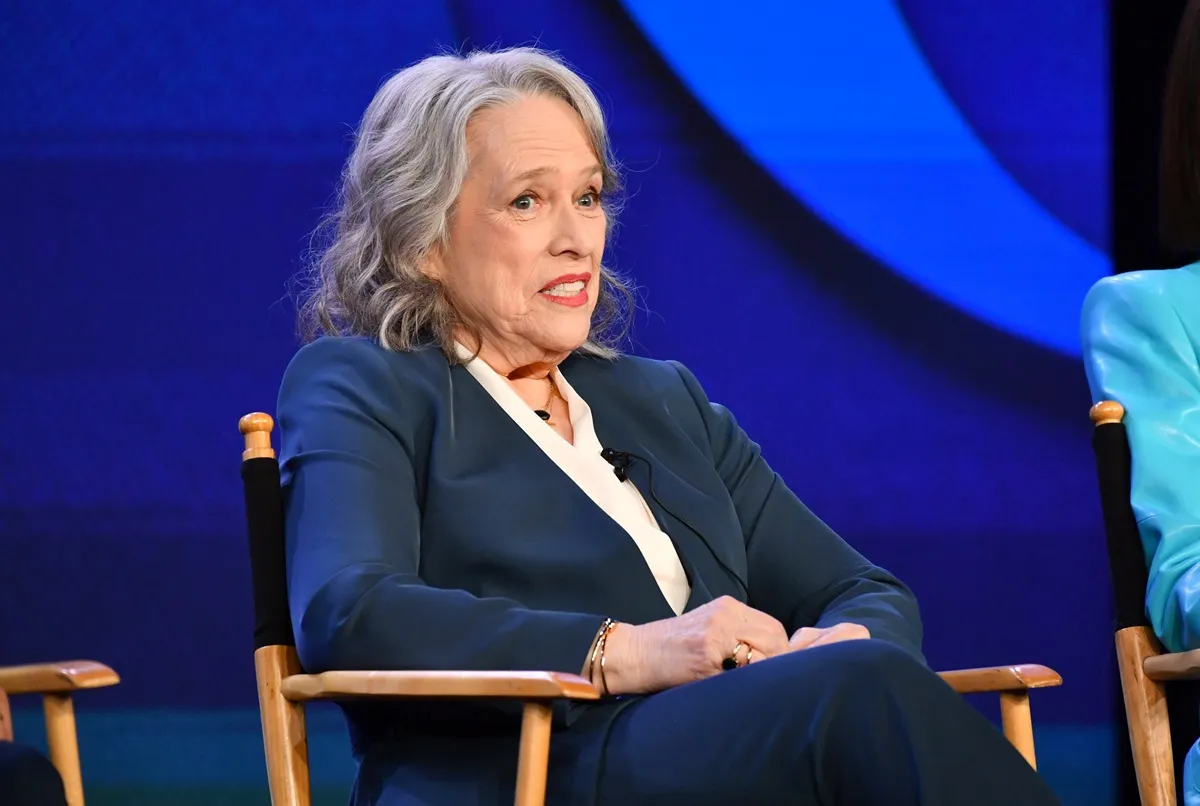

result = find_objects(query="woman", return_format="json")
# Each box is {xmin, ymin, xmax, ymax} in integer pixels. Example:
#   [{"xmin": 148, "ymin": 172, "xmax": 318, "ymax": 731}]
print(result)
[
  {"xmin": 1082, "ymin": 3, "xmax": 1200, "ymax": 804},
  {"xmin": 279, "ymin": 47, "xmax": 1060, "ymax": 805}
]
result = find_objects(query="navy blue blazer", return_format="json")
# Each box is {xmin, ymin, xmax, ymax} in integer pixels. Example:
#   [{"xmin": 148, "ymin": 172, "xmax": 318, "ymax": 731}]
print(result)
[{"xmin": 276, "ymin": 336, "xmax": 924, "ymax": 799}]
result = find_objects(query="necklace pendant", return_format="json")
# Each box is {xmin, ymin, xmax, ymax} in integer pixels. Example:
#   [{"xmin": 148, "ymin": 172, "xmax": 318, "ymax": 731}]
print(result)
[{"xmin": 534, "ymin": 409, "xmax": 551, "ymax": 421}]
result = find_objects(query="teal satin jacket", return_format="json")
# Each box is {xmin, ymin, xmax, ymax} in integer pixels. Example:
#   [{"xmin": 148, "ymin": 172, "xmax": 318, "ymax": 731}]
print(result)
[{"xmin": 1081, "ymin": 263, "xmax": 1200, "ymax": 656}]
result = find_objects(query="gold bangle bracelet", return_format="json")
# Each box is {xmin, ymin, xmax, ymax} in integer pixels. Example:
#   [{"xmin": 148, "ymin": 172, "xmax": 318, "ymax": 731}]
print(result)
[
  {"xmin": 598, "ymin": 621, "xmax": 618, "ymax": 695},
  {"xmin": 587, "ymin": 618, "xmax": 612, "ymax": 681},
  {"xmin": 589, "ymin": 618, "xmax": 619, "ymax": 695}
]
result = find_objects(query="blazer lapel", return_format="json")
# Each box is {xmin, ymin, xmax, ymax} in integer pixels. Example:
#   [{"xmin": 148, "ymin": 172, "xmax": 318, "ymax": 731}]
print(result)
[
  {"xmin": 448, "ymin": 365, "xmax": 680, "ymax": 623},
  {"xmin": 565, "ymin": 359, "xmax": 750, "ymax": 606},
  {"xmin": 615, "ymin": 433, "xmax": 748, "ymax": 604}
]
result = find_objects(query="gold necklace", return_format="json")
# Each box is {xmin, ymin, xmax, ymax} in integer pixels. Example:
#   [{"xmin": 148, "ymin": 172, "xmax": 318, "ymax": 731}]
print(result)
[{"xmin": 533, "ymin": 374, "xmax": 562, "ymax": 424}]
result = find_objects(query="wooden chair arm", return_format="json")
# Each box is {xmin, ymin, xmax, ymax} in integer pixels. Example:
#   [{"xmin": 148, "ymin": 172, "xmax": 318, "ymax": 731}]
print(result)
[
  {"xmin": 937, "ymin": 664, "xmax": 1062, "ymax": 694},
  {"xmin": 280, "ymin": 670, "xmax": 601, "ymax": 702},
  {"xmin": 278, "ymin": 664, "xmax": 1064, "ymax": 702},
  {"xmin": 0, "ymin": 663, "xmax": 116, "ymax": 806},
  {"xmin": 1144, "ymin": 647, "xmax": 1200, "ymax": 681},
  {"xmin": 0, "ymin": 661, "xmax": 119, "ymax": 696}
]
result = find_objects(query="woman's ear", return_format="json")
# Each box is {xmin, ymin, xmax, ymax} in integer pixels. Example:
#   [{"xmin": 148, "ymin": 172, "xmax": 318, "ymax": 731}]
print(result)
[{"xmin": 420, "ymin": 245, "xmax": 445, "ymax": 282}]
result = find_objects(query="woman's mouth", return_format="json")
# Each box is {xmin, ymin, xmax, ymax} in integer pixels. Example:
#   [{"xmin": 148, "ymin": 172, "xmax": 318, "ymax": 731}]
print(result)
[{"xmin": 539, "ymin": 275, "xmax": 590, "ymax": 307}]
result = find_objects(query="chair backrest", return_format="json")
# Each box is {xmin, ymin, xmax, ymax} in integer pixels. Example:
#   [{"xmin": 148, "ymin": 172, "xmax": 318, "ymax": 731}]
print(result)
[
  {"xmin": 239, "ymin": 412, "xmax": 311, "ymax": 806},
  {"xmin": 240, "ymin": 412, "xmax": 295, "ymax": 651},
  {"xmin": 1090, "ymin": 401, "xmax": 1152, "ymax": 631},
  {"xmin": 1089, "ymin": 399, "xmax": 1200, "ymax": 805}
]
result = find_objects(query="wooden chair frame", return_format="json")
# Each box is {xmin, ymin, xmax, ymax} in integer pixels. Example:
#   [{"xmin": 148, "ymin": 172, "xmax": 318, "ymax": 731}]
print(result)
[
  {"xmin": 241, "ymin": 411, "xmax": 1063, "ymax": 806},
  {"xmin": 1091, "ymin": 400, "xmax": 1200, "ymax": 806},
  {"xmin": 0, "ymin": 660, "xmax": 120, "ymax": 806}
]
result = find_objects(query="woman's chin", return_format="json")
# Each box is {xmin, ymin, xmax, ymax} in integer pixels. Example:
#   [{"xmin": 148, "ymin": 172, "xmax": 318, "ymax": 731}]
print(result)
[
  {"xmin": 537, "ymin": 327, "xmax": 591, "ymax": 356},
  {"xmin": 536, "ymin": 311, "xmax": 594, "ymax": 351}
]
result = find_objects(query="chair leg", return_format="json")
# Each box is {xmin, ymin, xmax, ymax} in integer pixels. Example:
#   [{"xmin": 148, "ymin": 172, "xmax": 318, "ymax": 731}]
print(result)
[
  {"xmin": 999, "ymin": 691, "xmax": 1037, "ymax": 769},
  {"xmin": 514, "ymin": 702, "xmax": 553, "ymax": 806},
  {"xmin": 0, "ymin": 688, "xmax": 11, "ymax": 742},
  {"xmin": 255, "ymin": 646, "xmax": 311, "ymax": 806},
  {"xmin": 1116, "ymin": 627, "xmax": 1176, "ymax": 806},
  {"xmin": 43, "ymin": 693, "xmax": 85, "ymax": 806}
]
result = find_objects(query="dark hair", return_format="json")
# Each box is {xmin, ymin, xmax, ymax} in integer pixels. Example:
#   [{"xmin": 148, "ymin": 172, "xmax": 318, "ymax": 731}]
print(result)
[{"xmin": 1161, "ymin": 0, "xmax": 1200, "ymax": 250}]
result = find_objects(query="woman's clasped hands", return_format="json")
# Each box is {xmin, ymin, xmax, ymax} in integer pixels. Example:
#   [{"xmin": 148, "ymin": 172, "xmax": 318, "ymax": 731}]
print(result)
[{"xmin": 599, "ymin": 596, "xmax": 871, "ymax": 695}]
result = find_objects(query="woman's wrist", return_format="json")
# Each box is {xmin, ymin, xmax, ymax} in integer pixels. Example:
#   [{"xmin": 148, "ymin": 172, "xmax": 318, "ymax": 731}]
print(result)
[{"xmin": 598, "ymin": 622, "xmax": 643, "ymax": 694}]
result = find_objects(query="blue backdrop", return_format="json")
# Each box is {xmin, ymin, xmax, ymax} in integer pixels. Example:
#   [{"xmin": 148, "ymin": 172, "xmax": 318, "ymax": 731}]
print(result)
[{"xmin": 0, "ymin": 1, "xmax": 1112, "ymax": 803}]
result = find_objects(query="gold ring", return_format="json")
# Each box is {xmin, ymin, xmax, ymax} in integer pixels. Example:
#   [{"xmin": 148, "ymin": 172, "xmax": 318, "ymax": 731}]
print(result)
[
  {"xmin": 746, "ymin": 647, "xmax": 755, "ymax": 664},
  {"xmin": 722, "ymin": 641, "xmax": 747, "ymax": 671}
]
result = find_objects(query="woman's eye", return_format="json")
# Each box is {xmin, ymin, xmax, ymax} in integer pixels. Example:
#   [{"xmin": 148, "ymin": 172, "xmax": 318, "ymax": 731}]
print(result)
[
  {"xmin": 579, "ymin": 190, "xmax": 601, "ymax": 207},
  {"xmin": 511, "ymin": 194, "xmax": 535, "ymax": 211}
]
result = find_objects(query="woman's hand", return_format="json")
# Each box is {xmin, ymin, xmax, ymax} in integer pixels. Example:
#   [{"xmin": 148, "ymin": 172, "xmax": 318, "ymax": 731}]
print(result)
[
  {"xmin": 600, "ymin": 596, "xmax": 790, "ymax": 694},
  {"xmin": 788, "ymin": 622, "xmax": 871, "ymax": 651}
]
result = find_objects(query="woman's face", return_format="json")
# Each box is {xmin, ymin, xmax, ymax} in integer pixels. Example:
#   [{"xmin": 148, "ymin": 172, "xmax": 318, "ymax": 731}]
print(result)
[{"xmin": 425, "ymin": 94, "xmax": 607, "ymax": 372}]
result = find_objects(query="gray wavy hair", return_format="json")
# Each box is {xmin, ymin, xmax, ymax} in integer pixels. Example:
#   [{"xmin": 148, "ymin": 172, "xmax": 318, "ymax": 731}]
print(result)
[{"xmin": 298, "ymin": 47, "xmax": 633, "ymax": 360}]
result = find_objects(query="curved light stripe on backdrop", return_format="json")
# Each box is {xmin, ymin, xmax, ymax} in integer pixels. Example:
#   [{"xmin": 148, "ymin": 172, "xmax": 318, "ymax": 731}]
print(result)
[{"xmin": 619, "ymin": 0, "xmax": 1109, "ymax": 355}]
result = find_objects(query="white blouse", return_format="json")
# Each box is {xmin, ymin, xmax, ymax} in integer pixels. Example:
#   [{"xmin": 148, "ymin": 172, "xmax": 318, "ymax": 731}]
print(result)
[{"xmin": 456, "ymin": 346, "xmax": 691, "ymax": 615}]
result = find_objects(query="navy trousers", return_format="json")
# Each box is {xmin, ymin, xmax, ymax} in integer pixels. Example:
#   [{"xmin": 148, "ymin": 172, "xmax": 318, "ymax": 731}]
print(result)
[
  {"xmin": 585, "ymin": 639, "xmax": 1061, "ymax": 805},
  {"xmin": 353, "ymin": 639, "xmax": 1061, "ymax": 805},
  {"xmin": 0, "ymin": 743, "xmax": 67, "ymax": 806}
]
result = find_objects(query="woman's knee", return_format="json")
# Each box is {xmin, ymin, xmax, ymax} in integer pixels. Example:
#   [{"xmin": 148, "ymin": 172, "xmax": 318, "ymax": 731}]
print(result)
[
  {"xmin": 748, "ymin": 638, "xmax": 931, "ymax": 713},
  {"xmin": 773, "ymin": 638, "xmax": 939, "ymax": 712},
  {"xmin": 0, "ymin": 743, "xmax": 67, "ymax": 806},
  {"xmin": 806, "ymin": 638, "xmax": 926, "ymax": 678}
]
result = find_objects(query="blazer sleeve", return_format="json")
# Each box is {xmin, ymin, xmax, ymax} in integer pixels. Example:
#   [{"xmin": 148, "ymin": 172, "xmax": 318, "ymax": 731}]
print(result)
[
  {"xmin": 277, "ymin": 338, "xmax": 607, "ymax": 675},
  {"xmin": 669, "ymin": 361, "xmax": 925, "ymax": 662},
  {"xmin": 1082, "ymin": 275, "xmax": 1200, "ymax": 653}
]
